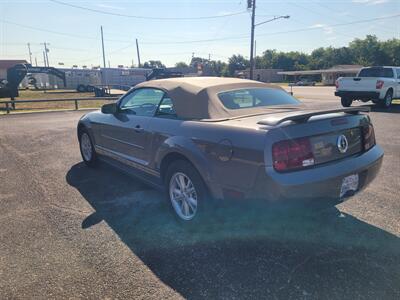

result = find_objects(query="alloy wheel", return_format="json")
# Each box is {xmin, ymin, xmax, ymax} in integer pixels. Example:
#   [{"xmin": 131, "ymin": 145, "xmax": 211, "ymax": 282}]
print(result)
[
  {"xmin": 169, "ymin": 172, "xmax": 198, "ymax": 220},
  {"xmin": 80, "ymin": 132, "xmax": 93, "ymax": 161}
]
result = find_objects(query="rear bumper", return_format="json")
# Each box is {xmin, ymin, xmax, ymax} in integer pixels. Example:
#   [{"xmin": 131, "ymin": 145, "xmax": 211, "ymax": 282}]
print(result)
[
  {"xmin": 248, "ymin": 145, "xmax": 383, "ymax": 202},
  {"xmin": 335, "ymin": 91, "xmax": 380, "ymax": 99}
]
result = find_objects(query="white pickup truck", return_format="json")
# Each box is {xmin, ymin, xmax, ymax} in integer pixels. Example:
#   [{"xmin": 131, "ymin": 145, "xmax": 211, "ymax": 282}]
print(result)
[{"xmin": 335, "ymin": 66, "xmax": 400, "ymax": 108}]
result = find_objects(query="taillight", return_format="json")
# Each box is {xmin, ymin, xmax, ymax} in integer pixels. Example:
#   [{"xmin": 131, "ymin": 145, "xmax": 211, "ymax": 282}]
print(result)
[
  {"xmin": 376, "ymin": 80, "xmax": 384, "ymax": 89},
  {"xmin": 335, "ymin": 80, "xmax": 339, "ymax": 89},
  {"xmin": 363, "ymin": 124, "xmax": 376, "ymax": 151},
  {"xmin": 272, "ymin": 137, "xmax": 315, "ymax": 172}
]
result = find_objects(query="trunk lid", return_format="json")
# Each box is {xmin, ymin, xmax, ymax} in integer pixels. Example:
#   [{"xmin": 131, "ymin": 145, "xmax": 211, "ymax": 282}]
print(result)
[
  {"xmin": 262, "ymin": 107, "xmax": 371, "ymax": 170},
  {"xmin": 309, "ymin": 126, "xmax": 362, "ymax": 164}
]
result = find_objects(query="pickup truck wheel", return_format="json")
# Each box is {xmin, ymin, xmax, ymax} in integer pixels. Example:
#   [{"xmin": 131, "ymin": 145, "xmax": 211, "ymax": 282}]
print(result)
[
  {"xmin": 380, "ymin": 90, "xmax": 393, "ymax": 108},
  {"xmin": 79, "ymin": 129, "xmax": 98, "ymax": 167},
  {"xmin": 341, "ymin": 97, "xmax": 352, "ymax": 107},
  {"xmin": 165, "ymin": 160, "xmax": 207, "ymax": 222},
  {"xmin": 77, "ymin": 84, "xmax": 87, "ymax": 93}
]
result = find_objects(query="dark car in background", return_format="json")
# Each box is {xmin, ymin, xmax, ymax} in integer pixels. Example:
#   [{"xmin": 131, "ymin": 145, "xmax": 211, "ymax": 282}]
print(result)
[{"xmin": 289, "ymin": 78, "xmax": 316, "ymax": 86}]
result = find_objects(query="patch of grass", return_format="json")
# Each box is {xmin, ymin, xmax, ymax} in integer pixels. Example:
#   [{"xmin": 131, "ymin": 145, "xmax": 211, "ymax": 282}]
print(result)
[
  {"xmin": 17, "ymin": 89, "xmax": 93, "ymax": 100},
  {"xmin": 0, "ymin": 89, "xmax": 116, "ymax": 113}
]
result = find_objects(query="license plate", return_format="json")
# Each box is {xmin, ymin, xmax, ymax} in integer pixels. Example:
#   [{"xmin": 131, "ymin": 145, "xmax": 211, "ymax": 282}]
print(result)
[{"xmin": 340, "ymin": 174, "xmax": 359, "ymax": 198}]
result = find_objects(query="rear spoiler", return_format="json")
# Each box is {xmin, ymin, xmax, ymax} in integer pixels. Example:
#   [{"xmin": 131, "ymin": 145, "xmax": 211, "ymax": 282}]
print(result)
[{"xmin": 257, "ymin": 107, "xmax": 370, "ymax": 126}]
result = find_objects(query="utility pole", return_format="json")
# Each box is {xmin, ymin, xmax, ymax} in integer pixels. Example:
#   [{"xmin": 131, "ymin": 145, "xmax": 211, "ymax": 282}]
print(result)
[
  {"xmin": 136, "ymin": 38, "xmax": 141, "ymax": 68},
  {"xmin": 254, "ymin": 40, "xmax": 257, "ymax": 70},
  {"xmin": 41, "ymin": 42, "xmax": 50, "ymax": 66},
  {"xmin": 101, "ymin": 26, "xmax": 106, "ymax": 68},
  {"xmin": 247, "ymin": 0, "xmax": 289, "ymax": 80},
  {"xmin": 43, "ymin": 51, "xmax": 47, "ymax": 67},
  {"xmin": 27, "ymin": 43, "xmax": 32, "ymax": 64},
  {"xmin": 44, "ymin": 43, "xmax": 50, "ymax": 66},
  {"xmin": 249, "ymin": 0, "xmax": 256, "ymax": 80}
]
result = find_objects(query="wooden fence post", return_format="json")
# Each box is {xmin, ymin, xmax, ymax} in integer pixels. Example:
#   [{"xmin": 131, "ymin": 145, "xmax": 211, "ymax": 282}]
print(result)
[{"xmin": 74, "ymin": 99, "xmax": 78, "ymax": 110}]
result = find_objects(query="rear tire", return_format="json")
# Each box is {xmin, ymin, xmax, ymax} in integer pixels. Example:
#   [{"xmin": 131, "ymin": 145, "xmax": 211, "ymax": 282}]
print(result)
[
  {"xmin": 165, "ymin": 160, "xmax": 208, "ymax": 223},
  {"xmin": 79, "ymin": 128, "xmax": 98, "ymax": 167},
  {"xmin": 379, "ymin": 90, "xmax": 393, "ymax": 108},
  {"xmin": 341, "ymin": 97, "xmax": 352, "ymax": 107}
]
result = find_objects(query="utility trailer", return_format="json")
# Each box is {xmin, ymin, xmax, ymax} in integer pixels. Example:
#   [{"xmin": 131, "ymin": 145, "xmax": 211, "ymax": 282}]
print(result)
[{"xmin": 0, "ymin": 64, "xmax": 66, "ymax": 100}]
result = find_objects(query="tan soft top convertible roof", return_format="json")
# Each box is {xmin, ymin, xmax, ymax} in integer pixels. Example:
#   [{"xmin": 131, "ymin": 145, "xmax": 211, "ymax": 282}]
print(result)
[{"xmin": 135, "ymin": 77, "xmax": 282, "ymax": 120}]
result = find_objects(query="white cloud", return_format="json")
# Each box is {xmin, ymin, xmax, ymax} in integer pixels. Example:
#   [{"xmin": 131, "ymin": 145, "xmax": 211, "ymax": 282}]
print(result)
[
  {"xmin": 97, "ymin": 3, "xmax": 124, "ymax": 10},
  {"xmin": 352, "ymin": 0, "xmax": 389, "ymax": 5},
  {"xmin": 216, "ymin": 11, "xmax": 235, "ymax": 16},
  {"xmin": 311, "ymin": 23, "xmax": 323, "ymax": 27},
  {"xmin": 310, "ymin": 23, "xmax": 334, "ymax": 35},
  {"xmin": 338, "ymin": 11, "xmax": 351, "ymax": 16},
  {"xmin": 326, "ymin": 36, "xmax": 338, "ymax": 41}
]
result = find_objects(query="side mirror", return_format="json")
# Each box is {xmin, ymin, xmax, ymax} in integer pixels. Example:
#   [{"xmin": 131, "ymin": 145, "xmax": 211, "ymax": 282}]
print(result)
[{"xmin": 101, "ymin": 103, "xmax": 118, "ymax": 114}]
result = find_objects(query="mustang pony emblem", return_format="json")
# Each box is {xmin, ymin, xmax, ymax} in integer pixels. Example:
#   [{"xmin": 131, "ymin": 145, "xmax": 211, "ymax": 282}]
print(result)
[{"xmin": 337, "ymin": 134, "xmax": 349, "ymax": 153}]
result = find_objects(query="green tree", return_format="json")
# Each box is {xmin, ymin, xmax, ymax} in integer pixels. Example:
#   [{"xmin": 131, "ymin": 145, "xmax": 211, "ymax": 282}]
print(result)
[
  {"xmin": 209, "ymin": 60, "xmax": 227, "ymax": 76},
  {"xmin": 175, "ymin": 61, "xmax": 189, "ymax": 68},
  {"xmin": 379, "ymin": 38, "xmax": 400, "ymax": 66},
  {"xmin": 190, "ymin": 57, "xmax": 206, "ymax": 68},
  {"xmin": 349, "ymin": 35, "xmax": 384, "ymax": 66},
  {"xmin": 143, "ymin": 60, "xmax": 165, "ymax": 69},
  {"xmin": 227, "ymin": 54, "xmax": 249, "ymax": 76}
]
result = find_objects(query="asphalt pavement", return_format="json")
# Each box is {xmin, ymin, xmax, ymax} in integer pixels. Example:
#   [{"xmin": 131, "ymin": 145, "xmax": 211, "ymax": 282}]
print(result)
[{"xmin": 0, "ymin": 89, "xmax": 399, "ymax": 299}]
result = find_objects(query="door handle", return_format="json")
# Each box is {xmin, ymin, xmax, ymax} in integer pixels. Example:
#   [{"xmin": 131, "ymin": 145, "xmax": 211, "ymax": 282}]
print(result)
[{"xmin": 134, "ymin": 125, "xmax": 144, "ymax": 133}]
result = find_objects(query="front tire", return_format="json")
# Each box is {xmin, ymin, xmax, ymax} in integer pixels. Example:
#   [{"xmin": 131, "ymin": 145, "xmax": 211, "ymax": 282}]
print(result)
[
  {"xmin": 165, "ymin": 160, "xmax": 207, "ymax": 222},
  {"xmin": 79, "ymin": 129, "xmax": 97, "ymax": 167},
  {"xmin": 341, "ymin": 97, "xmax": 352, "ymax": 107},
  {"xmin": 379, "ymin": 90, "xmax": 393, "ymax": 108}
]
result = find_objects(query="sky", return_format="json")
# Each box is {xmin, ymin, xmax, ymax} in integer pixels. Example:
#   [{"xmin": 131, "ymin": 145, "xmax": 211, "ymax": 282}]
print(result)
[{"xmin": 0, "ymin": 0, "xmax": 399, "ymax": 68}]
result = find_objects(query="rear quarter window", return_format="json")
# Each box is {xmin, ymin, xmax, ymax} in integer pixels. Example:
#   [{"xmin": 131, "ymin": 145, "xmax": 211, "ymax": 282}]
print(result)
[{"xmin": 218, "ymin": 88, "xmax": 299, "ymax": 110}]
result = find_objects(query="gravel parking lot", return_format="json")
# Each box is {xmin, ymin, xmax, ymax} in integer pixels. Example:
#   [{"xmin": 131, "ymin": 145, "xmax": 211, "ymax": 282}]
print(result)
[{"xmin": 0, "ymin": 88, "xmax": 399, "ymax": 299}]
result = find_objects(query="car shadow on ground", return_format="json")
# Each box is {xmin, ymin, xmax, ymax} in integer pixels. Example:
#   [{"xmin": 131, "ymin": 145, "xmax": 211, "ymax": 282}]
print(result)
[
  {"xmin": 66, "ymin": 162, "xmax": 400, "ymax": 299},
  {"xmin": 364, "ymin": 102, "xmax": 400, "ymax": 113}
]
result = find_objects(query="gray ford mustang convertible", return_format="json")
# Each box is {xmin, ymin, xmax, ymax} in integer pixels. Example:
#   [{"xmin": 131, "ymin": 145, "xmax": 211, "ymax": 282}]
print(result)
[{"xmin": 77, "ymin": 77, "xmax": 383, "ymax": 221}]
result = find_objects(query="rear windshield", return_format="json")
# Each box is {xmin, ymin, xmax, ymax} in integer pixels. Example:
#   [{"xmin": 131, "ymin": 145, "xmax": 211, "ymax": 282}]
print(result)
[
  {"xmin": 218, "ymin": 88, "xmax": 300, "ymax": 110},
  {"xmin": 358, "ymin": 67, "xmax": 394, "ymax": 78}
]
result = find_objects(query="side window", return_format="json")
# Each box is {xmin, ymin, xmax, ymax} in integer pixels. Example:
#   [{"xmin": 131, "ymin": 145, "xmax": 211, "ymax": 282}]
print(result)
[
  {"xmin": 383, "ymin": 68, "xmax": 394, "ymax": 78},
  {"xmin": 119, "ymin": 88, "xmax": 164, "ymax": 117},
  {"xmin": 397, "ymin": 69, "xmax": 400, "ymax": 79},
  {"xmin": 156, "ymin": 96, "xmax": 177, "ymax": 118}
]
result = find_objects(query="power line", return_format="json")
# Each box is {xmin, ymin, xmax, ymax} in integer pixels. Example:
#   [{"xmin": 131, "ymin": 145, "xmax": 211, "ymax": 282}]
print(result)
[
  {"xmin": 49, "ymin": 0, "xmax": 248, "ymax": 20},
  {"xmin": 1, "ymin": 13, "xmax": 399, "ymax": 48},
  {"xmin": 116, "ymin": 13, "xmax": 400, "ymax": 44},
  {"xmin": 0, "ymin": 18, "xmax": 142, "ymax": 44},
  {"xmin": 289, "ymin": 1, "xmax": 398, "ymax": 36},
  {"xmin": 311, "ymin": 0, "xmax": 397, "ymax": 35},
  {"xmin": 138, "ymin": 13, "xmax": 400, "ymax": 45},
  {"xmin": 256, "ymin": 14, "xmax": 400, "ymax": 38},
  {"xmin": 0, "ymin": 19, "xmax": 98, "ymax": 40}
]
